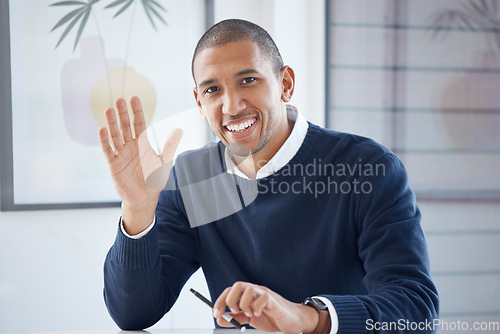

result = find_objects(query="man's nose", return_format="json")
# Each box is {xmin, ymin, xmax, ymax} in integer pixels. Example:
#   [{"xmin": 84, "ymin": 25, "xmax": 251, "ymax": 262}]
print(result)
[{"xmin": 222, "ymin": 90, "xmax": 246, "ymax": 115}]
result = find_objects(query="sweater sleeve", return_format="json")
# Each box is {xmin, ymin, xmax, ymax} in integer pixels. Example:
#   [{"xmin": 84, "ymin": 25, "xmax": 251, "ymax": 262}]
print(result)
[
  {"xmin": 103, "ymin": 188, "xmax": 200, "ymax": 330},
  {"xmin": 320, "ymin": 153, "xmax": 439, "ymax": 334}
]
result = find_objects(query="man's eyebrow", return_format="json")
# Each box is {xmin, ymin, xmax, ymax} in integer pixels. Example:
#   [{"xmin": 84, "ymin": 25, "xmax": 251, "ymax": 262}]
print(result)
[
  {"xmin": 236, "ymin": 69, "xmax": 260, "ymax": 77},
  {"xmin": 198, "ymin": 69, "xmax": 259, "ymax": 88},
  {"xmin": 198, "ymin": 79, "xmax": 217, "ymax": 88}
]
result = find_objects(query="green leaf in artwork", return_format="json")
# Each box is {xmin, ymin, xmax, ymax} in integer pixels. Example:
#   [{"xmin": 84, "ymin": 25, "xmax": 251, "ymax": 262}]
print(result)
[
  {"xmin": 148, "ymin": 4, "xmax": 167, "ymax": 26},
  {"xmin": 141, "ymin": 0, "xmax": 167, "ymax": 30},
  {"xmin": 148, "ymin": 0, "xmax": 167, "ymax": 13},
  {"xmin": 105, "ymin": 0, "xmax": 130, "ymax": 9},
  {"xmin": 50, "ymin": 7, "xmax": 85, "ymax": 32},
  {"xmin": 142, "ymin": 2, "xmax": 156, "ymax": 30},
  {"xmin": 107, "ymin": 0, "xmax": 134, "ymax": 18},
  {"xmin": 50, "ymin": 0, "xmax": 168, "ymax": 51},
  {"xmin": 73, "ymin": 8, "xmax": 92, "ymax": 51},
  {"xmin": 50, "ymin": 0, "xmax": 98, "ymax": 51},
  {"xmin": 55, "ymin": 9, "xmax": 86, "ymax": 48},
  {"xmin": 50, "ymin": 1, "xmax": 87, "ymax": 6}
]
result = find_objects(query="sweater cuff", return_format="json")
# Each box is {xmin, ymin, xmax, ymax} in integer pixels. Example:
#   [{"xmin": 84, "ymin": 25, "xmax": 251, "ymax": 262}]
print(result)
[
  {"xmin": 111, "ymin": 217, "xmax": 160, "ymax": 270},
  {"xmin": 120, "ymin": 215, "xmax": 156, "ymax": 239},
  {"xmin": 320, "ymin": 295, "xmax": 370, "ymax": 334}
]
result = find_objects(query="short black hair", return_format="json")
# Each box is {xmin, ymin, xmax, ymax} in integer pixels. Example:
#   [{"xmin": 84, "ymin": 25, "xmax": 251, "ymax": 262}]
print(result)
[{"xmin": 191, "ymin": 19, "xmax": 284, "ymax": 84}]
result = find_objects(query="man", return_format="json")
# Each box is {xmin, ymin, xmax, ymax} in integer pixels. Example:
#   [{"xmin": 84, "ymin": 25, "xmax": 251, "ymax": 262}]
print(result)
[{"xmin": 100, "ymin": 19, "xmax": 439, "ymax": 334}]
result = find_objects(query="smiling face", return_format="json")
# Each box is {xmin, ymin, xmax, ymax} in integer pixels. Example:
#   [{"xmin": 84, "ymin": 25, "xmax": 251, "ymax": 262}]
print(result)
[{"xmin": 193, "ymin": 41, "xmax": 294, "ymax": 163}]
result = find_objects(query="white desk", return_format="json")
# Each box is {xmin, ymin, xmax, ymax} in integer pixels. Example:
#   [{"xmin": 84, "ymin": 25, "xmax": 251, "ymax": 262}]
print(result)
[{"xmin": 34, "ymin": 329, "xmax": 279, "ymax": 334}]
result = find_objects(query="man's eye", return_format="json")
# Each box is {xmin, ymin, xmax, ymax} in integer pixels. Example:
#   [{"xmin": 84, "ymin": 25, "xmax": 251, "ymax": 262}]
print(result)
[
  {"xmin": 242, "ymin": 77, "xmax": 256, "ymax": 84},
  {"xmin": 205, "ymin": 86, "xmax": 219, "ymax": 93}
]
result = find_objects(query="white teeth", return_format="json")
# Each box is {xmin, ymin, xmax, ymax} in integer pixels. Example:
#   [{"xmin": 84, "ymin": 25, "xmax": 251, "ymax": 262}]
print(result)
[{"xmin": 226, "ymin": 118, "xmax": 256, "ymax": 132}]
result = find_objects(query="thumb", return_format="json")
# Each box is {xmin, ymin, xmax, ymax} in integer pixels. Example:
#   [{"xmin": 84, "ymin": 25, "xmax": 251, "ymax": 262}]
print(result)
[
  {"xmin": 142, "ymin": 128, "xmax": 183, "ymax": 191},
  {"xmin": 160, "ymin": 128, "xmax": 183, "ymax": 166}
]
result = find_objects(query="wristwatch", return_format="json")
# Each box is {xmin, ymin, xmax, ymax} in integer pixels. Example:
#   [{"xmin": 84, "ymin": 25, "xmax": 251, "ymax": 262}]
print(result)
[{"xmin": 302, "ymin": 297, "xmax": 328, "ymax": 313}]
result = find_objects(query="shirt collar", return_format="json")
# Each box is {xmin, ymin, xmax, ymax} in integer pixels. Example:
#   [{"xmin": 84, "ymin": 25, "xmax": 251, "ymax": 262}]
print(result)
[{"xmin": 225, "ymin": 105, "xmax": 309, "ymax": 180}]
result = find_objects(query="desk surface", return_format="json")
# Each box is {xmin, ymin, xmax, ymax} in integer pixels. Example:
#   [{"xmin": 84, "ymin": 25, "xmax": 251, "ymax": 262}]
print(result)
[{"xmin": 34, "ymin": 329, "xmax": 278, "ymax": 334}]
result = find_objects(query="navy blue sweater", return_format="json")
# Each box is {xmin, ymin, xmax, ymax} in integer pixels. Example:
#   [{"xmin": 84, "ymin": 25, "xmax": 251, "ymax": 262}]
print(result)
[{"xmin": 104, "ymin": 123, "xmax": 439, "ymax": 333}]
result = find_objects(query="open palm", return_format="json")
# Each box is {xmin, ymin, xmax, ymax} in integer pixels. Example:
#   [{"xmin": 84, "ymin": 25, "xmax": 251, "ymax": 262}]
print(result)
[{"xmin": 99, "ymin": 96, "xmax": 182, "ymax": 228}]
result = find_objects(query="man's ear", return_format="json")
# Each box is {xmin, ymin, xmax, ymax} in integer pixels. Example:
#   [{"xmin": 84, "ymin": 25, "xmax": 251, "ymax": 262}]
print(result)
[
  {"xmin": 193, "ymin": 87, "xmax": 207, "ymax": 121},
  {"xmin": 280, "ymin": 65, "xmax": 295, "ymax": 103}
]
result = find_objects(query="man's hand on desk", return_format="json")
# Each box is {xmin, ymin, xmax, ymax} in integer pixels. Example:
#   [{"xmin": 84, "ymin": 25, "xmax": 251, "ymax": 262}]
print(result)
[{"xmin": 213, "ymin": 281, "xmax": 327, "ymax": 334}]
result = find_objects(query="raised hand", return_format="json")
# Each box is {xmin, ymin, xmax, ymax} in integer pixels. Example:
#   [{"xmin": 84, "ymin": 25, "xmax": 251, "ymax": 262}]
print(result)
[{"xmin": 99, "ymin": 96, "xmax": 183, "ymax": 235}]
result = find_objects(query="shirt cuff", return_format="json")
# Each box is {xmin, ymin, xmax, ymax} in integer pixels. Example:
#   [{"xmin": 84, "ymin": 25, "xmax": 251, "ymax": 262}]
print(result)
[
  {"xmin": 119, "ymin": 216, "xmax": 156, "ymax": 239},
  {"xmin": 313, "ymin": 296, "xmax": 339, "ymax": 334}
]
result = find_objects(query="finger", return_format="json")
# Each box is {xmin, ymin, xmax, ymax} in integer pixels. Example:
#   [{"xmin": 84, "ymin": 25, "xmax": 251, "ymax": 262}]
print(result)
[
  {"xmin": 105, "ymin": 107, "xmax": 124, "ymax": 151},
  {"xmin": 216, "ymin": 313, "xmax": 250, "ymax": 328},
  {"xmin": 160, "ymin": 128, "xmax": 183, "ymax": 166},
  {"xmin": 213, "ymin": 287, "xmax": 231, "ymax": 318},
  {"xmin": 239, "ymin": 286, "xmax": 256, "ymax": 317},
  {"xmin": 225, "ymin": 282, "xmax": 247, "ymax": 314},
  {"xmin": 115, "ymin": 98, "xmax": 133, "ymax": 143},
  {"xmin": 130, "ymin": 96, "xmax": 147, "ymax": 138},
  {"xmin": 231, "ymin": 312, "xmax": 250, "ymax": 325},
  {"xmin": 216, "ymin": 316, "xmax": 234, "ymax": 328},
  {"xmin": 251, "ymin": 293, "xmax": 270, "ymax": 317},
  {"xmin": 98, "ymin": 127, "xmax": 115, "ymax": 162}
]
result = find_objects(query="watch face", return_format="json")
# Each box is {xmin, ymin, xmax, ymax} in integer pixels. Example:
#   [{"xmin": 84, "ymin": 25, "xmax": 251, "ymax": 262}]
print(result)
[{"xmin": 304, "ymin": 297, "xmax": 327, "ymax": 312}]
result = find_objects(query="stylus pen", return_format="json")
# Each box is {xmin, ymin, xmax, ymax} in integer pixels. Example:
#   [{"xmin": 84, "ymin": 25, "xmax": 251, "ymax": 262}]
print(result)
[{"xmin": 190, "ymin": 288, "xmax": 246, "ymax": 331}]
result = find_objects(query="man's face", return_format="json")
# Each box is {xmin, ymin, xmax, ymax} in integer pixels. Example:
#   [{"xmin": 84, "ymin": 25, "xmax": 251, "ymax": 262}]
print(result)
[{"xmin": 193, "ymin": 41, "xmax": 291, "ymax": 159}]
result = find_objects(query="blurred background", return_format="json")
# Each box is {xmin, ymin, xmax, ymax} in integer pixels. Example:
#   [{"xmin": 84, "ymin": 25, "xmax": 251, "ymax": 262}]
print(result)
[{"xmin": 0, "ymin": 0, "xmax": 499, "ymax": 333}]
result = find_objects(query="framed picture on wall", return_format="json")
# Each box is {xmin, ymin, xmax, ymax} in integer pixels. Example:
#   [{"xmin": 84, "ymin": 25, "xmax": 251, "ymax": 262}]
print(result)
[{"xmin": 0, "ymin": 0, "xmax": 214, "ymax": 211}]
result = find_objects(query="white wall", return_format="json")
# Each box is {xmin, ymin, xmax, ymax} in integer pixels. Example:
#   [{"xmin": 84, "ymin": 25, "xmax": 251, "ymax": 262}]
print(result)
[
  {"xmin": 0, "ymin": 208, "xmax": 118, "ymax": 334},
  {"xmin": 0, "ymin": 206, "xmax": 214, "ymax": 334},
  {"xmin": 419, "ymin": 201, "xmax": 500, "ymax": 328}
]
